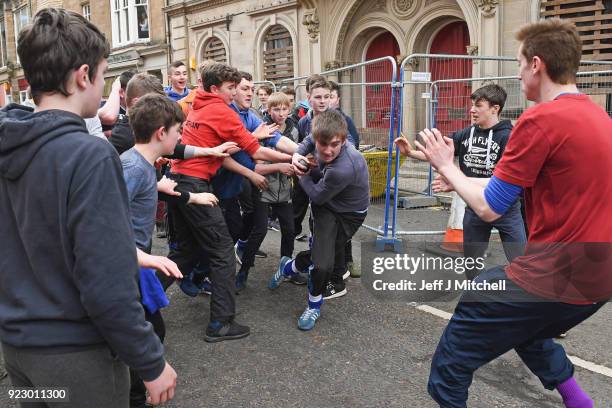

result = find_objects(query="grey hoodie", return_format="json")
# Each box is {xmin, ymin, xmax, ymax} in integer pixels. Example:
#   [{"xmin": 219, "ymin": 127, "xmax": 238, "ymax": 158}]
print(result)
[{"xmin": 0, "ymin": 104, "xmax": 164, "ymax": 381}]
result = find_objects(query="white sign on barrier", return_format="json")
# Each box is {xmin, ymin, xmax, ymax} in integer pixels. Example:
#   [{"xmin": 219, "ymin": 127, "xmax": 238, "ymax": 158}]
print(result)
[{"xmin": 411, "ymin": 72, "xmax": 431, "ymax": 82}]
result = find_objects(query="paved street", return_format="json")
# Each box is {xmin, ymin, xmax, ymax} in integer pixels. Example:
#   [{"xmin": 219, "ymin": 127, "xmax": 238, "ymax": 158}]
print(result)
[{"xmin": 1, "ymin": 206, "xmax": 610, "ymax": 407}]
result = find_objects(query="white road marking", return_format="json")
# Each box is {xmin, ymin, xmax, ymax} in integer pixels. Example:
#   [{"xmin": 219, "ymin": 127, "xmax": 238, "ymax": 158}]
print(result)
[{"xmin": 413, "ymin": 304, "xmax": 612, "ymax": 379}]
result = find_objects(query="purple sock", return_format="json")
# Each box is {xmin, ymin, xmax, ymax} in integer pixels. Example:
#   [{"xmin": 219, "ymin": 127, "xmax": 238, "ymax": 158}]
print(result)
[{"xmin": 557, "ymin": 377, "xmax": 593, "ymax": 408}]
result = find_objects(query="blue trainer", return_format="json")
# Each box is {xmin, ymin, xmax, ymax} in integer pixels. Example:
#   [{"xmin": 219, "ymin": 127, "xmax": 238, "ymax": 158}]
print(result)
[
  {"xmin": 269, "ymin": 256, "xmax": 291, "ymax": 289},
  {"xmin": 179, "ymin": 273, "xmax": 200, "ymax": 297},
  {"xmin": 297, "ymin": 307, "xmax": 320, "ymax": 331}
]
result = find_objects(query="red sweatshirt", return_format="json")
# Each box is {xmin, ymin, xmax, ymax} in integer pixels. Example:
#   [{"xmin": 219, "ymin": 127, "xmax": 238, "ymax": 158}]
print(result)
[{"xmin": 172, "ymin": 90, "xmax": 260, "ymax": 181}]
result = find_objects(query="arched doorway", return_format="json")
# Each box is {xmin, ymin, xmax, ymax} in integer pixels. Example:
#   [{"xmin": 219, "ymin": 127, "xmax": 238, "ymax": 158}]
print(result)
[
  {"xmin": 365, "ymin": 31, "xmax": 400, "ymax": 128},
  {"xmin": 429, "ymin": 21, "xmax": 471, "ymax": 135}
]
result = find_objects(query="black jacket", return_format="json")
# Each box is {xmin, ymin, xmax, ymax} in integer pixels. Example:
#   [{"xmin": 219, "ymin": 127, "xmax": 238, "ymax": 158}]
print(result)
[
  {"xmin": 451, "ymin": 120, "xmax": 513, "ymax": 178},
  {"xmin": 0, "ymin": 105, "xmax": 165, "ymax": 381}
]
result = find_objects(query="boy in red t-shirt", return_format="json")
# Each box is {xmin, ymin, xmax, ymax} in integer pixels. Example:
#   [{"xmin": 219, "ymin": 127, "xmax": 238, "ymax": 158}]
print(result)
[{"xmin": 401, "ymin": 19, "xmax": 612, "ymax": 408}]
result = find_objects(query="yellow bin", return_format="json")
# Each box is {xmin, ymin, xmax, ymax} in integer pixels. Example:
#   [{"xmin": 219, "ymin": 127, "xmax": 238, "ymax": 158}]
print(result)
[{"xmin": 363, "ymin": 151, "xmax": 406, "ymax": 199}]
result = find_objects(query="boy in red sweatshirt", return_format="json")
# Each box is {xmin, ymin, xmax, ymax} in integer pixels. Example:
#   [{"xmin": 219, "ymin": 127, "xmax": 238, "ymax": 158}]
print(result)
[{"xmin": 168, "ymin": 63, "xmax": 300, "ymax": 342}]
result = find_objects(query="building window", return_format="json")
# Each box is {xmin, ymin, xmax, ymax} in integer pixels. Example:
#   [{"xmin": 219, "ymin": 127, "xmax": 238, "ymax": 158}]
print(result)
[
  {"xmin": 19, "ymin": 89, "xmax": 28, "ymax": 104},
  {"xmin": 82, "ymin": 3, "xmax": 91, "ymax": 21},
  {"xmin": 0, "ymin": 20, "xmax": 7, "ymax": 67},
  {"xmin": 13, "ymin": 6, "xmax": 30, "ymax": 63},
  {"xmin": 202, "ymin": 37, "xmax": 227, "ymax": 64},
  {"xmin": 110, "ymin": 0, "xmax": 149, "ymax": 47},
  {"xmin": 263, "ymin": 25, "xmax": 293, "ymax": 83}
]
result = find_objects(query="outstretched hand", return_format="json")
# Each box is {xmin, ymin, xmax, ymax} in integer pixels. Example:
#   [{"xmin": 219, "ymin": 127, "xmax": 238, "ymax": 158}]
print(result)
[
  {"xmin": 207, "ymin": 142, "xmax": 238, "ymax": 157},
  {"xmin": 137, "ymin": 250, "xmax": 183, "ymax": 279},
  {"xmin": 252, "ymin": 123, "xmax": 279, "ymax": 140},
  {"xmin": 432, "ymin": 174, "xmax": 454, "ymax": 193},
  {"xmin": 414, "ymin": 128, "xmax": 454, "ymax": 171},
  {"xmin": 393, "ymin": 132, "xmax": 414, "ymax": 156}
]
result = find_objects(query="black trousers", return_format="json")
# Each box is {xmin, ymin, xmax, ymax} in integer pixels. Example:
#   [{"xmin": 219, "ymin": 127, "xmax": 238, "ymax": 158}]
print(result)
[
  {"xmin": 261, "ymin": 202, "xmax": 295, "ymax": 258},
  {"xmin": 166, "ymin": 174, "xmax": 236, "ymax": 323},
  {"xmin": 295, "ymin": 205, "xmax": 366, "ymax": 296},
  {"xmin": 219, "ymin": 197, "xmax": 242, "ymax": 245},
  {"xmin": 238, "ymin": 179, "xmax": 268, "ymax": 271},
  {"xmin": 292, "ymin": 178, "xmax": 310, "ymax": 237}
]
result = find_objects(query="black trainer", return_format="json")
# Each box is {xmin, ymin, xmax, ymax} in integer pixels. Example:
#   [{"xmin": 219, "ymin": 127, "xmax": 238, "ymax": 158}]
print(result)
[
  {"xmin": 204, "ymin": 320, "xmax": 250, "ymax": 343},
  {"xmin": 255, "ymin": 250, "xmax": 267, "ymax": 258},
  {"xmin": 322, "ymin": 281, "xmax": 347, "ymax": 300}
]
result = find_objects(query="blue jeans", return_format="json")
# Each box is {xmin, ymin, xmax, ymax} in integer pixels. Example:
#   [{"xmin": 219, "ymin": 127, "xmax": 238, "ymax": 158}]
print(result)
[
  {"xmin": 428, "ymin": 266, "xmax": 606, "ymax": 408},
  {"xmin": 463, "ymin": 201, "xmax": 526, "ymax": 279}
]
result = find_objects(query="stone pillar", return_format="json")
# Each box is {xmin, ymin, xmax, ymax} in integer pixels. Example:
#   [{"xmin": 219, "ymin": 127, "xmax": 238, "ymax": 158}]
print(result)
[{"xmin": 476, "ymin": 0, "xmax": 501, "ymax": 77}]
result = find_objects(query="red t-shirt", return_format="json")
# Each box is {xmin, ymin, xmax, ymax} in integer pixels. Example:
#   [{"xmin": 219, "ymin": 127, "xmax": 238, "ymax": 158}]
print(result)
[
  {"xmin": 494, "ymin": 94, "xmax": 612, "ymax": 304},
  {"xmin": 172, "ymin": 90, "xmax": 260, "ymax": 181}
]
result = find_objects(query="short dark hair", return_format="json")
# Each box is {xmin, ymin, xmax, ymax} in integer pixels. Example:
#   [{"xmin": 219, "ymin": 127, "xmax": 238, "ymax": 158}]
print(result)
[
  {"xmin": 126, "ymin": 73, "xmax": 165, "ymax": 107},
  {"xmin": 516, "ymin": 18, "xmax": 581, "ymax": 84},
  {"xmin": 257, "ymin": 85, "xmax": 273, "ymax": 95},
  {"xmin": 129, "ymin": 93, "xmax": 185, "ymax": 144},
  {"xmin": 312, "ymin": 109, "xmax": 348, "ymax": 144},
  {"xmin": 308, "ymin": 79, "xmax": 331, "ymax": 94},
  {"xmin": 238, "ymin": 71, "xmax": 253, "ymax": 81},
  {"xmin": 17, "ymin": 8, "xmax": 110, "ymax": 104},
  {"xmin": 201, "ymin": 63, "xmax": 241, "ymax": 92},
  {"xmin": 305, "ymin": 74, "xmax": 326, "ymax": 92},
  {"xmin": 120, "ymin": 70, "xmax": 136, "ymax": 90},
  {"xmin": 280, "ymin": 86, "xmax": 296, "ymax": 97},
  {"xmin": 168, "ymin": 61, "xmax": 186, "ymax": 74},
  {"xmin": 471, "ymin": 84, "xmax": 507, "ymax": 114},
  {"xmin": 329, "ymin": 80, "xmax": 340, "ymax": 97}
]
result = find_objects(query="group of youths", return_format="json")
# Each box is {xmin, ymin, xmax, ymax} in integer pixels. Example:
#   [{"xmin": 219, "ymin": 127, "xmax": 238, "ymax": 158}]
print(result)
[{"xmin": 0, "ymin": 7, "xmax": 610, "ymax": 408}]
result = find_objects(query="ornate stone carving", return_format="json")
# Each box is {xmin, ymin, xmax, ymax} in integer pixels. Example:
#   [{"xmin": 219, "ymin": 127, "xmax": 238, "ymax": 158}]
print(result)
[
  {"xmin": 371, "ymin": 0, "xmax": 386, "ymax": 12},
  {"xmin": 405, "ymin": 57, "xmax": 419, "ymax": 70},
  {"xmin": 477, "ymin": 0, "xmax": 499, "ymax": 18},
  {"xmin": 391, "ymin": 0, "xmax": 419, "ymax": 19},
  {"xmin": 302, "ymin": 9, "xmax": 320, "ymax": 42},
  {"xmin": 397, "ymin": 0, "xmax": 413, "ymax": 11},
  {"xmin": 466, "ymin": 45, "xmax": 479, "ymax": 56},
  {"xmin": 324, "ymin": 60, "xmax": 343, "ymax": 71}
]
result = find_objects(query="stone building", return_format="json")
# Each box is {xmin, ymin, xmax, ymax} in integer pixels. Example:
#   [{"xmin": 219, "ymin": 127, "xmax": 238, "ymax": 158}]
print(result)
[
  {"xmin": 0, "ymin": 0, "xmax": 168, "ymax": 102},
  {"xmin": 164, "ymin": 0, "xmax": 611, "ymax": 136},
  {"xmin": 163, "ymin": 0, "xmax": 612, "ymax": 84}
]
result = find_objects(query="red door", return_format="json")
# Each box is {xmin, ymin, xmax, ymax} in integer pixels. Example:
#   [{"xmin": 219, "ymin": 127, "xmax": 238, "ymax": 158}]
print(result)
[
  {"xmin": 430, "ymin": 21, "xmax": 471, "ymax": 135},
  {"xmin": 365, "ymin": 32, "xmax": 400, "ymax": 128}
]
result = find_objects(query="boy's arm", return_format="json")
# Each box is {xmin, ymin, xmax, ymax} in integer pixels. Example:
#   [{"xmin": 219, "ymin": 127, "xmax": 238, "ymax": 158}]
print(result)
[
  {"xmin": 295, "ymin": 134, "xmax": 315, "ymax": 156},
  {"xmin": 163, "ymin": 142, "xmax": 237, "ymax": 159},
  {"xmin": 251, "ymin": 146, "xmax": 292, "ymax": 163},
  {"xmin": 221, "ymin": 156, "xmax": 268, "ymax": 190},
  {"xmin": 299, "ymin": 166, "xmax": 352, "ymax": 206},
  {"xmin": 68, "ymin": 154, "xmax": 165, "ymax": 382},
  {"xmin": 394, "ymin": 133, "xmax": 427, "ymax": 161},
  {"xmin": 98, "ymin": 77, "xmax": 121, "ymax": 126},
  {"xmin": 255, "ymin": 162, "xmax": 295, "ymax": 176},
  {"xmin": 273, "ymin": 136, "xmax": 299, "ymax": 154},
  {"xmin": 345, "ymin": 115, "xmax": 360, "ymax": 148}
]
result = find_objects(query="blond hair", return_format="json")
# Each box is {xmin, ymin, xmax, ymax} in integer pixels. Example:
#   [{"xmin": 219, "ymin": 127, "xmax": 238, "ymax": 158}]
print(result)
[{"xmin": 267, "ymin": 92, "xmax": 291, "ymax": 109}]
